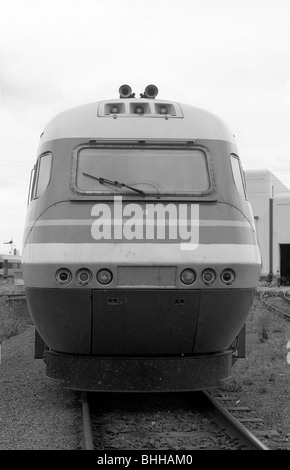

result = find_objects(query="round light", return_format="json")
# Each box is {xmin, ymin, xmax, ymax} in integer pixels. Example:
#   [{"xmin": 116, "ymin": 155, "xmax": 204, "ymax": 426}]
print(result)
[
  {"xmin": 76, "ymin": 268, "xmax": 92, "ymax": 286},
  {"xmin": 221, "ymin": 269, "xmax": 235, "ymax": 285},
  {"xmin": 202, "ymin": 269, "xmax": 216, "ymax": 285},
  {"xmin": 110, "ymin": 105, "xmax": 119, "ymax": 114},
  {"xmin": 159, "ymin": 106, "xmax": 168, "ymax": 114},
  {"xmin": 55, "ymin": 268, "xmax": 72, "ymax": 285},
  {"xmin": 97, "ymin": 268, "xmax": 113, "ymax": 285},
  {"xmin": 134, "ymin": 105, "xmax": 144, "ymax": 114},
  {"xmin": 180, "ymin": 268, "xmax": 196, "ymax": 285}
]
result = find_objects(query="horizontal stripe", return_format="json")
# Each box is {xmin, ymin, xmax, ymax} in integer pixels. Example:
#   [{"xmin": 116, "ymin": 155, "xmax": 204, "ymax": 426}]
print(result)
[
  {"xmin": 22, "ymin": 243, "xmax": 261, "ymax": 265},
  {"xmin": 24, "ymin": 225, "xmax": 255, "ymax": 245},
  {"xmin": 26, "ymin": 219, "xmax": 251, "ymax": 228}
]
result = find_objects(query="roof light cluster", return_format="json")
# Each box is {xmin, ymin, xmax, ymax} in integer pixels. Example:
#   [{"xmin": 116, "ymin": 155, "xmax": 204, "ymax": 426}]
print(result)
[
  {"xmin": 97, "ymin": 84, "xmax": 184, "ymax": 118},
  {"xmin": 99, "ymin": 83, "xmax": 184, "ymax": 118},
  {"xmin": 102, "ymin": 101, "xmax": 180, "ymax": 118}
]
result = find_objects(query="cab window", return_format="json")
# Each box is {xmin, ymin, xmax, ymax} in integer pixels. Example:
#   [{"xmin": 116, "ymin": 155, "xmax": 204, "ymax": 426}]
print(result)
[
  {"xmin": 73, "ymin": 145, "xmax": 213, "ymax": 196},
  {"xmin": 33, "ymin": 153, "xmax": 52, "ymax": 199},
  {"xmin": 230, "ymin": 154, "xmax": 247, "ymax": 198}
]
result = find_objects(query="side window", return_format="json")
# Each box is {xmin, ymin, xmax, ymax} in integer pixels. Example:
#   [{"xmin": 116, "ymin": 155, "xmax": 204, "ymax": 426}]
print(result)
[
  {"xmin": 34, "ymin": 153, "xmax": 52, "ymax": 199},
  {"xmin": 230, "ymin": 154, "xmax": 247, "ymax": 198},
  {"xmin": 28, "ymin": 165, "xmax": 36, "ymax": 203}
]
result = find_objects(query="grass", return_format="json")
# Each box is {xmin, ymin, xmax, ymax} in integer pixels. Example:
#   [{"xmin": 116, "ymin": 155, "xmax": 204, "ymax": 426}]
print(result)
[
  {"xmin": 220, "ymin": 293, "xmax": 290, "ymax": 434},
  {"xmin": 0, "ymin": 298, "xmax": 21, "ymax": 342},
  {"xmin": 0, "ymin": 278, "xmax": 32, "ymax": 344}
]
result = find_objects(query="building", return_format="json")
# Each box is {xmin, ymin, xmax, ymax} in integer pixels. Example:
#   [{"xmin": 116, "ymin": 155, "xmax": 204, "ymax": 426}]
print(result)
[{"xmin": 245, "ymin": 169, "xmax": 290, "ymax": 283}]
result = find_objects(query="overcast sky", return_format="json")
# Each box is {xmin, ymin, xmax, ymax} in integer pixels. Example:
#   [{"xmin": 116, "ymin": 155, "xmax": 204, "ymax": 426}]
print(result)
[{"xmin": 1, "ymin": 0, "xmax": 290, "ymax": 254}]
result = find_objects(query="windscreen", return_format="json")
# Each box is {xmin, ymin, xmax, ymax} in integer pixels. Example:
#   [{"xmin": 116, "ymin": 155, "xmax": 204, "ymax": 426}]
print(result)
[{"xmin": 74, "ymin": 146, "xmax": 212, "ymax": 196}]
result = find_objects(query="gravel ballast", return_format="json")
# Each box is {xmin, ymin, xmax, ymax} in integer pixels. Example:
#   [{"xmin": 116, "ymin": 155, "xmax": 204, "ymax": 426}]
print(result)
[{"xmin": 0, "ymin": 327, "xmax": 82, "ymax": 450}]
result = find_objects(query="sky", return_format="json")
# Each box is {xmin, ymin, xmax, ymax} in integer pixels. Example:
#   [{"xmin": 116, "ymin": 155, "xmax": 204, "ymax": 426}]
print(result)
[{"xmin": 1, "ymin": 0, "xmax": 290, "ymax": 254}]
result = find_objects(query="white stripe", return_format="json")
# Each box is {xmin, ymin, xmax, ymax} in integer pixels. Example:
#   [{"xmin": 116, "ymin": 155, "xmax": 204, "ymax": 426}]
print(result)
[
  {"xmin": 22, "ymin": 243, "xmax": 261, "ymax": 264},
  {"xmin": 26, "ymin": 219, "xmax": 251, "ymax": 228}
]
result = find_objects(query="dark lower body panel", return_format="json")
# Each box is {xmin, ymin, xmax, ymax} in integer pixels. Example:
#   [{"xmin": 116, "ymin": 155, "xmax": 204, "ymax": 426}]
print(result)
[
  {"xmin": 26, "ymin": 286, "xmax": 255, "ymax": 391},
  {"xmin": 26, "ymin": 287, "xmax": 255, "ymax": 354}
]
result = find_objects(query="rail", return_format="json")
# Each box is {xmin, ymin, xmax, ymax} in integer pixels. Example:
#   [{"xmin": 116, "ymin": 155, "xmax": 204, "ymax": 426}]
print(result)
[
  {"xmin": 283, "ymin": 290, "xmax": 290, "ymax": 304},
  {"xmin": 81, "ymin": 390, "xmax": 269, "ymax": 451},
  {"xmin": 259, "ymin": 292, "xmax": 290, "ymax": 319},
  {"xmin": 0, "ymin": 293, "xmax": 26, "ymax": 301},
  {"xmin": 81, "ymin": 392, "xmax": 94, "ymax": 450},
  {"xmin": 202, "ymin": 391, "xmax": 269, "ymax": 450}
]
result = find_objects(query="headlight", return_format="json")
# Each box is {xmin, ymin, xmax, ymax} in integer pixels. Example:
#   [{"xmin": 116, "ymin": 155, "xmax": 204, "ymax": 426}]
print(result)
[
  {"xmin": 97, "ymin": 269, "xmax": 113, "ymax": 285},
  {"xmin": 221, "ymin": 269, "xmax": 235, "ymax": 285},
  {"xmin": 201, "ymin": 269, "xmax": 216, "ymax": 285},
  {"xmin": 76, "ymin": 268, "xmax": 92, "ymax": 286},
  {"xmin": 55, "ymin": 268, "xmax": 72, "ymax": 285},
  {"xmin": 158, "ymin": 105, "xmax": 168, "ymax": 114},
  {"xmin": 180, "ymin": 268, "xmax": 196, "ymax": 285},
  {"xmin": 110, "ymin": 105, "xmax": 119, "ymax": 114},
  {"xmin": 134, "ymin": 105, "xmax": 144, "ymax": 114}
]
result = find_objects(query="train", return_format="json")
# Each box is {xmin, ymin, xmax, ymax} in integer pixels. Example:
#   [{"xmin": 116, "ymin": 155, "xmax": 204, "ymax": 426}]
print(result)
[
  {"xmin": 0, "ymin": 254, "xmax": 22, "ymax": 277},
  {"xmin": 22, "ymin": 84, "xmax": 262, "ymax": 391}
]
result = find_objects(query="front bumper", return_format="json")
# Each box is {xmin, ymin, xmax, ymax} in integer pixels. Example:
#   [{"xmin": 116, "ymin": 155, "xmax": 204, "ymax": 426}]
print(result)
[{"xmin": 45, "ymin": 349, "xmax": 233, "ymax": 392}]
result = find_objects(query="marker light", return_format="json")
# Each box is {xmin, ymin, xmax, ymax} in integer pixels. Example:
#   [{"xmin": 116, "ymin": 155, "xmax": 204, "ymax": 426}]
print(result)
[
  {"xmin": 134, "ymin": 105, "xmax": 144, "ymax": 115},
  {"xmin": 180, "ymin": 268, "xmax": 196, "ymax": 285},
  {"xmin": 76, "ymin": 268, "xmax": 92, "ymax": 286},
  {"xmin": 97, "ymin": 268, "xmax": 113, "ymax": 285},
  {"xmin": 221, "ymin": 269, "xmax": 236, "ymax": 285},
  {"xmin": 110, "ymin": 105, "xmax": 119, "ymax": 114},
  {"xmin": 55, "ymin": 268, "xmax": 72, "ymax": 285},
  {"xmin": 201, "ymin": 269, "xmax": 216, "ymax": 285},
  {"xmin": 159, "ymin": 105, "xmax": 168, "ymax": 114}
]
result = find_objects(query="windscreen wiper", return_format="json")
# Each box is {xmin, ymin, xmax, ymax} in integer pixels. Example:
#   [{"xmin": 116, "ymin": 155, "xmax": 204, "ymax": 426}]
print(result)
[{"xmin": 82, "ymin": 172, "xmax": 145, "ymax": 196}]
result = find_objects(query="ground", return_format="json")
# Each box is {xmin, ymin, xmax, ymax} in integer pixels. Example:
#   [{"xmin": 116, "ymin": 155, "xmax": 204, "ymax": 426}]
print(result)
[{"xmin": 220, "ymin": 289, "xmax": 290, "ymax": 440}]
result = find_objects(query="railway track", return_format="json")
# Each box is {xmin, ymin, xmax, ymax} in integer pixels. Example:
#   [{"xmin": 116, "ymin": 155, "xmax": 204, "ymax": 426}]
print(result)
[
  {"xmin": 81, "ymin": 390, "xmax": 269, "ymax": 451},
  {"xmin": 0, "ymin": 292, "xmax": 26, "ymax": 302},
  {"xmin": 259, "ymin": 291, "xmax": 290, "ymax": 319}
]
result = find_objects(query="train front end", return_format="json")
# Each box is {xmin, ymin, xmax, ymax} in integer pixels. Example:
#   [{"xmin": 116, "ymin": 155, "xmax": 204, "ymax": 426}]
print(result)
[{"xmin": 22, "ymin": 86, "xmax": 261, "ymax": 391}]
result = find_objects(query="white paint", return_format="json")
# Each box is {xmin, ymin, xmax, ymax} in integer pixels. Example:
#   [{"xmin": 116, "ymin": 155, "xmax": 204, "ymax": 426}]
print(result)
[{"xmin": 22, "ymin": 242, "xmax": 262, "ymax": 265}]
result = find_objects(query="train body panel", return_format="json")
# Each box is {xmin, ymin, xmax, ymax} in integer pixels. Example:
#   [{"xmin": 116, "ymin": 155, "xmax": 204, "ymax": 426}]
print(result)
[
  {"xmin": 40, "ymin": 100, "xmax": 234, "ymax": 143},
  {"xmin": 23, "ymin": 89, "xmax": 261, "ymax": 391},
  {"xmin": 26, "ymin": 286, "xmax": 255, "ymax": 358}
]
